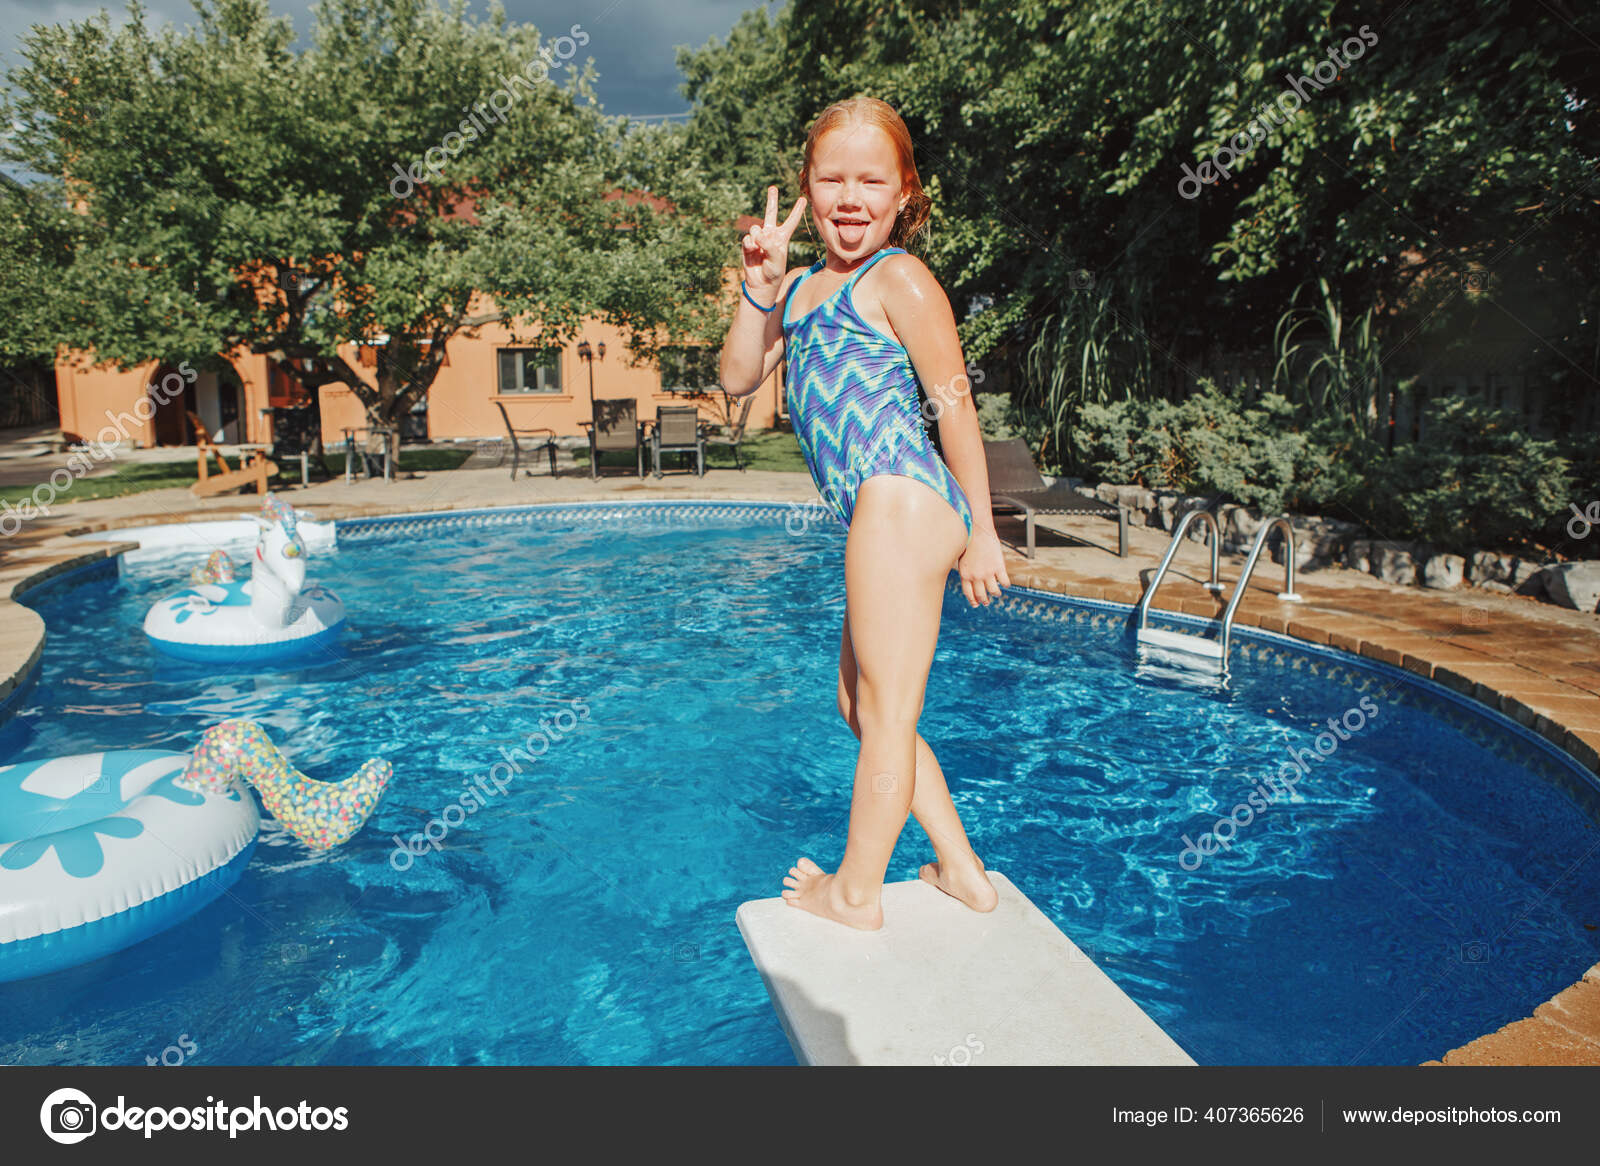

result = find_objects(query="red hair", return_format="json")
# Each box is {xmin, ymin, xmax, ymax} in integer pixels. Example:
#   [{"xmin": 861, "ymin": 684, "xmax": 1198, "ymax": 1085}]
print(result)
[{"xmin": 797, "ymin": 97, "xmax": 931, "ymax": 253}]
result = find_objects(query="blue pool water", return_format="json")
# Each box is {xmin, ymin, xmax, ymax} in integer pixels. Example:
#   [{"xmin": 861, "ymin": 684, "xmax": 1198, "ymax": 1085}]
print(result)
[{"xmin": 2, "ymin": 503, "xmax": 1598, "ymax": 1066}]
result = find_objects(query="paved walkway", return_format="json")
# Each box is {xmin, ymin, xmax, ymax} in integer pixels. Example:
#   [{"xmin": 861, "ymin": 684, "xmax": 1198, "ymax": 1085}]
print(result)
[{"xmin": 0, "ymin": 459, "xmax": 1596, "ymax": 1065}]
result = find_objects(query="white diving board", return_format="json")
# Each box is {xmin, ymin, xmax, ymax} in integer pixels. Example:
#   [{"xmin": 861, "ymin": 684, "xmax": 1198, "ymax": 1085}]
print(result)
[{"xmin": 736, "ymin": 871, "xmax": 1195, "ymax": 1066}]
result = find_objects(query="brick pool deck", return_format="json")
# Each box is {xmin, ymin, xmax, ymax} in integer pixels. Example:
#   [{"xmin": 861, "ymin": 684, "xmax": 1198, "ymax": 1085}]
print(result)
[{"xmin": 1, "ymin": 461, "xmax": 1597, "ymax": 1065}]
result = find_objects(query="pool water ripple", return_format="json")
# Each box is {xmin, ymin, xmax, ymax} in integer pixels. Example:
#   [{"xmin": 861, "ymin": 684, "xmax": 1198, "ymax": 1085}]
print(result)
[{"xmin": 0, "ymin": 512, "xmax": 1597, "ymax": 1066}]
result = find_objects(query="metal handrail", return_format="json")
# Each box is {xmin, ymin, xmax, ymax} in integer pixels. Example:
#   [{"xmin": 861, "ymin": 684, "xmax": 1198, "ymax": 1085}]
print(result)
[
  {"xmin": 1134, "ymin": 508, "xmax": 1223, "ymax": 633},
  {"xmin": 1217, "ymin": 515, "xmax": 1303, "ymax": 660}
]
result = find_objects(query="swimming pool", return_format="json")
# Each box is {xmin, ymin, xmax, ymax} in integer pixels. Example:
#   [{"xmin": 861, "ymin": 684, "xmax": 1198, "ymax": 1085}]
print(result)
[{"xmin": 2, "ymin": 501, "xmax": 1597, "ymax": 1066}]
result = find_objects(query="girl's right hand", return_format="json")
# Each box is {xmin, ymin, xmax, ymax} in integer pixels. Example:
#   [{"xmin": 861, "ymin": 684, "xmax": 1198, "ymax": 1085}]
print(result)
[{"xmin": 742, "ymin": 185, "xmax": 807, "ymax": 300}]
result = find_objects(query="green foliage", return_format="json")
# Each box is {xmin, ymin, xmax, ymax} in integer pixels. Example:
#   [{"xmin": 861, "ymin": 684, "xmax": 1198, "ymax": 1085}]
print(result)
[
  {"xmin": 676, "ymin": 0, "xmax": 1599, "ymax": 443},
  {"xmin": 973, "ymin": 390, "xmax": 1050, "ymax": 448},
  {"xmin": 1078, "ymin": 382, "xmax": 1330, "ymax": 513},
  {"xmin": 1272, "ymin": 276, "xmax": 1387, "ymax": 431},
  {"xmin": 1358, "ymin": 397, "xmax": 1574, "ymax": 554},
  {"xmin": 0, "ymin": 0, "xmax": 742, "ymax": 426},
  {"xmin": 1075, "ymin": 385, "xmax": 1575, "ymax": 553}
]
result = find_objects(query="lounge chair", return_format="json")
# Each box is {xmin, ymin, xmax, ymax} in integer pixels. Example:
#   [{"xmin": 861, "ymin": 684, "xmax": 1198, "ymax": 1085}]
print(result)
[
  {"xmin": 187, "ymin": 410, "xmax": 276, "ymax": 498},
  {"xmin": 983, "ymin": 437, "xmax": 1128, "ymax": 558},
  {"xmin": 494, "ymin": 401, "xmax": 558, "ymax": 479},
  {"xmin": 704, "ymin": 394, "xmax": 754, "ymax": 472},
  {"xmin": 579, "ymin": 398, "xmax": 645, "ymax": 478},
  {"xmin": 650, "ymin": 405, "xmax": 706, "ymax": 478}
]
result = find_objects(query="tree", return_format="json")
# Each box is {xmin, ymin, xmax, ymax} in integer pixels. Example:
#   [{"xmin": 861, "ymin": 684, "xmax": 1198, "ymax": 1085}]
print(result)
[
  {"xmin": 675, "ymin": 0, "xmax": 1600, "ymax": 466},
  {"xmin": 1, "ymin": 0, "xmax": 743, "ymax": 442}
]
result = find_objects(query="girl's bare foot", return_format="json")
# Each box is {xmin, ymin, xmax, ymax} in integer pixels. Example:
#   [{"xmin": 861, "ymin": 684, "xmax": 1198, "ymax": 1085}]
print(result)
[
  {"xmin": 919, "ymin": 851, "xmax": 998, "ymax": 913},
  {"xmin": 782, "ymin": 857, "xmax": 884, "ymax": 931}
]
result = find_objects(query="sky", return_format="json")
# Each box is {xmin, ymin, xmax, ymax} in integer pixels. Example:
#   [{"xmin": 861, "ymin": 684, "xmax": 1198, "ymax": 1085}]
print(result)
[{"xmin": 1, "ymin": 0, "xmax": 762, "ymax": 119}]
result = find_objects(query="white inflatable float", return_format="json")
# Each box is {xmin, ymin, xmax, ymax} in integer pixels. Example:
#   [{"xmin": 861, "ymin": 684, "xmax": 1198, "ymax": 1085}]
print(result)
[
  {"xmin": 143, "ymin": 494, "xmax": 346, "ymax": 664},
  {"xmin": 0, "ymin": 720, "xmax": 390, "ymax": 983}
]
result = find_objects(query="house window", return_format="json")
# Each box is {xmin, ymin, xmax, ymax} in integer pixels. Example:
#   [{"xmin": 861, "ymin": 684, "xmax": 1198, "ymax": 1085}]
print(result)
[
  {"xmin": 498, "ymin": 348, "xmax": 562, "ymax": 393},
  {"xmin": 659, "ymin": 345, "xmax": 719, "ymax": 393}
]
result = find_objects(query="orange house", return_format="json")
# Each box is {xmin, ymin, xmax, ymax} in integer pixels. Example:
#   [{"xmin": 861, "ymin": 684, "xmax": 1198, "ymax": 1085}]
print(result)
[{"xmin": 54, "ymin": 206, "xmax": 784, "ymax": 453}]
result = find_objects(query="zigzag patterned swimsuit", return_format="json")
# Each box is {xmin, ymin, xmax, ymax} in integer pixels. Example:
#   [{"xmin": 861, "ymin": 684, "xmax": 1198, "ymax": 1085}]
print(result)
[{"xmin": 781, "ymin": 246, "xmax": 974, "ymax": 540}]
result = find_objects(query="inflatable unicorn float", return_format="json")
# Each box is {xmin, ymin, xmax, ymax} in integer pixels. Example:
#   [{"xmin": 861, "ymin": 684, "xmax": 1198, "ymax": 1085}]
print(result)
[
  {"xmin": 0, "ymin": 720, "xmax": 391, "ymax": 982},
  {"xmin": 143, "ymin": 494, "xmax": 346, "ymax": 663}
]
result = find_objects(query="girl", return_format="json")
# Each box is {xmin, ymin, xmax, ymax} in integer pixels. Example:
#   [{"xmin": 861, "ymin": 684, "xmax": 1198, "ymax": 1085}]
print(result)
[{"xmin": 719, "ymin": 97, "xmax": 1009, "ymax": 931}]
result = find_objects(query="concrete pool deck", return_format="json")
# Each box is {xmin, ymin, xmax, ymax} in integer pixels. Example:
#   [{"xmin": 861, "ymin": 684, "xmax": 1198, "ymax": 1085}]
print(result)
[{"xmin": 0, "ymin": 461, "xmax": 1597, "ymax": 1065}]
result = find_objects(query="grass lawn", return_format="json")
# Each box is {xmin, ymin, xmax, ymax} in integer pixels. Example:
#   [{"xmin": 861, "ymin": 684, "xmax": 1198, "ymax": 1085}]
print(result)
[
  {"xmin": 0, "ymin": 460, "xmax": 201, "ymax": 506},
  {"xmin": 0, "ymin": 448, "xmax": 475, "ymax": 507},
  {"xmin": 0, "ymin": 433, "xmax": 803, "ymax": 508}
]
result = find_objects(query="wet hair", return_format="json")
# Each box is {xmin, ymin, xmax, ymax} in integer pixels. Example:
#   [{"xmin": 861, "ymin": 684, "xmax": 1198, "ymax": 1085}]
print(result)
[{"xmin": 797, "ymin": 97, "xmax": 931, "ymax": 253}]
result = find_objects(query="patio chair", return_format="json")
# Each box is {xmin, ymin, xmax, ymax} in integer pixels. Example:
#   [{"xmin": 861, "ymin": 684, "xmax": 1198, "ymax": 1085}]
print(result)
[
  {"xmin": 580, "ymin": 398, "xmax": 644, "ymax": 479},
  {"xmin": 494, "ymin": 401, "xmax": 558, "ymax": 479},
  {"xmin": 341, "ymin": 425, "xmax": 395, "ymax": 483},
  {"xmin": 267, "ymin": 403, "xmax": 328, "ymax": 488},
  {"xmin": 983, "ymin": 438, "xmax": 1128, "ymax": 558},
  {"xmin": 650, "ymin": 405, "xmax": 706, "ymax": 478},
  {"xmin": 186, "ymin": 410, "xmax": 276, "ymax": 498},
  {"xmin": 704, "ymin": 394, "xmax": 755, "ymax": 472}
]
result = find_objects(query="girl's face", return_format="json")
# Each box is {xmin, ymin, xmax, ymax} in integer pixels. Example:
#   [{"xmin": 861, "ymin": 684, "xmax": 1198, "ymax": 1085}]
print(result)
[{"xmin": 806, "ymin": 122, "xmax": 909, "ymax": 261}]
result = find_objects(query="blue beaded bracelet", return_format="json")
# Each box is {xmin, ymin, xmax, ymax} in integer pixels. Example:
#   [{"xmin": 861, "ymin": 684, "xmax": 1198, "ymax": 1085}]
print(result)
[{"xmin": 741, "ymin": 281, "xmax": 777, "ymax": 313}]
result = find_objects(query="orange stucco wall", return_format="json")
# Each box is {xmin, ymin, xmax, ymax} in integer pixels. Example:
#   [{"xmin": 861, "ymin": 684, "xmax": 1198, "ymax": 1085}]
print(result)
[
  {"xmin": 56, "ymin": 348, "xmax": 280, "ymax": 447},
  {"xmin": 55, "ymin": 269, "xmax": 786, "ymax": 449}
]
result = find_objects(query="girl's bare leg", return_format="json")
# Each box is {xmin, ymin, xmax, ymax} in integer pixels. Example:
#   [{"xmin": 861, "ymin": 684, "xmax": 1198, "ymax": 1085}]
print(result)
[
  {"xmin": 835, "ymin": 614, "xmax": 997, "ymax": 913},
  {"xmin": 782, "ymin": 476, "xmax": 995, "ymax": 929}
]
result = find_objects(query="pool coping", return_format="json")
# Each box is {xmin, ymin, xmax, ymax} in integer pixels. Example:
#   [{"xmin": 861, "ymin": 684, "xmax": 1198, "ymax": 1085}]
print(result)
[{"xmin": 4, "ymin": 494, "xmax": 1600, "ymax": 1066}]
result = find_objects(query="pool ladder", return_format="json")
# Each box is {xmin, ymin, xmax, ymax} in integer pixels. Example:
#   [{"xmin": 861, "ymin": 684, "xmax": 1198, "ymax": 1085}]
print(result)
[{"xmin": 1134, "ymin": 511, "xmax": 1303, "ymax": 671}]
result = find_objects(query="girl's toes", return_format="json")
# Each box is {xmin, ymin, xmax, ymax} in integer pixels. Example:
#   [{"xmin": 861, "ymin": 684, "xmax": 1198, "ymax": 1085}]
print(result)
[
  {"xmin": 798, "ymin": 856, "xmax": 823, "ymax": 875},
  {"xmin": 783, "ymin": 875, "xmax": 799, "ymax": 889}
]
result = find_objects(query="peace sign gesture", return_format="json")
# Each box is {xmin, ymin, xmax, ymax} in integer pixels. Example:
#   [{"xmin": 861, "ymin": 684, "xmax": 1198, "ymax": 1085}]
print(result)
[{"xmin": 741, "ymin": 185, "xmax": 808, "ymax": 297}]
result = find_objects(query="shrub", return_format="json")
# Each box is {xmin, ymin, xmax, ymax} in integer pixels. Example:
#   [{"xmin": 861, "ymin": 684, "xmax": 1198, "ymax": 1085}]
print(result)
[
  {"xmin": 1078, "ymin": 382, "xmax": 1341, "ymax": 513},
  {"xmin": 1072, "ymin": 386, "xmax": 1571, "ymax": 554},
  {"xmin": 1357, "ymin": 398, "xmax": 1573, "ymax": 555}
]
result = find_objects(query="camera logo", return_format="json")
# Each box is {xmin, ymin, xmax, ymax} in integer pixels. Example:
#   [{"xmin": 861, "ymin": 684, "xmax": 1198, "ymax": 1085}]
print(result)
[{"xmin": 40, "ymin": 1087, "xmax": 97, "ymax": 1144}]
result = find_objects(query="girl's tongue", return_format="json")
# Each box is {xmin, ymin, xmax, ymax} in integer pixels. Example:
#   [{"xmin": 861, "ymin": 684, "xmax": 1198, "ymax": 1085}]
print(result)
[{"xmin": 836, "ymin": 218, "xmax": 868, "ymax": 244}]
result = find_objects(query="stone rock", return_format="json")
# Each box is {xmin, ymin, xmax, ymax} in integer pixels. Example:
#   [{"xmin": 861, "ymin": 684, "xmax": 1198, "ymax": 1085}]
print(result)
[
  {"xmin": 1478, "ymin": 580, "xmax": 1513, "ymax": 594},
  {"xmin": 1422, "ymin": 553, "xmax": 1466, "ymax": 590},
  {"xmin": 1174, "ymin": 497, "xmax": 1213, "ymax": 542},
  {"xmin": 1153, "ymin": 492, "xmax": 1178, "ymax": 531},
  {"xmin": 1122, "ymin": 485, "xmax": 1156, "ymax": 511},
  {"xmin": 1512, "ymin": 559, "xmax": 1543, "ymax": 587},
  {"xmin": 1289, "ymin": 516, "xmax": 1350, "ymax": 569},
  {"xmin": 1468, "ymin": 551, "xmax": 1542, "ymax": 589},
  {"xmin": 1541, "ymin": 562, "xmax": 1600, "ymax": 612},
  {"xmin": 1469, "ymin": 550, "xmax": 1509, "ymax": 585},
  {"xmin": 1227, "ymin": 506, "xmax": 1263, "ymax": 546},
  {"xmin": 1345, "ymin": 539, "xmax": 1372, "ymax": 574},
  {"xmin": 1371, "ymin": 541, "xmax": 1420, "ymax": 586}
]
